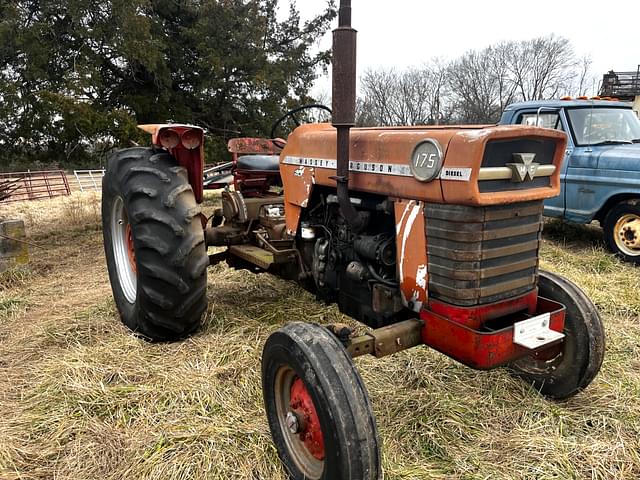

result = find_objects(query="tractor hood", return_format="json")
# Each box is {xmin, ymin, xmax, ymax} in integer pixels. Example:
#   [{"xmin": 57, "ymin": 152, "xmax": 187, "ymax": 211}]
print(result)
[{"xmin": 280, "ymin": 123, "xmax": 567, "ymax": 207}]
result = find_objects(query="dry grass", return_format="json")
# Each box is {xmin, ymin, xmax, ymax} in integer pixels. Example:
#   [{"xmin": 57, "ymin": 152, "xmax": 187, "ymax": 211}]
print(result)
[{"xmin": 0, "ymin": 194, "xmax": 639, "ymax": 479}]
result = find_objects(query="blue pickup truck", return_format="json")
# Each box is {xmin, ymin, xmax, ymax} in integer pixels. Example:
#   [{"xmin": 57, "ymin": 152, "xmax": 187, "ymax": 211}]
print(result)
[{"xmin": 499, "ymin": 99, "xmax": 640, "ymax": 263}]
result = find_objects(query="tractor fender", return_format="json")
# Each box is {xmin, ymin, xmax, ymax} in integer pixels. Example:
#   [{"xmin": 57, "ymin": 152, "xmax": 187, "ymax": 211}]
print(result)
[{"xmin": 138, "ymin": 124, "xmax": 205, "ymax": 202}]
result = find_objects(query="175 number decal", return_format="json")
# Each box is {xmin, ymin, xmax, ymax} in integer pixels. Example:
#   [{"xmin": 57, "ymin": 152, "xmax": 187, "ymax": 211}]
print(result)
[{"xmin": 410, "ymin": 139, "xmax": 443, "ymax": 182}]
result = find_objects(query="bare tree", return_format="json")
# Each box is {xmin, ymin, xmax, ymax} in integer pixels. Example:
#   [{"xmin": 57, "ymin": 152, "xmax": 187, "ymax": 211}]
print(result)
[
  {"xmin": 449, "ymin": 47, "xmax": 510, "ymax": 124},
  {"xmin": 508, "ymin": 35, "xmax": 577, "ymax": 100},
  {"xmin": 358, "ymin": 61, "xmax": 450, "ymax": 126},
  {"xmin": 574, "ymin": 55, "xmax": 596, "ymax": 97},
  {"xmin": 358, "ymin": 35, "xmax": 587, "ymax": 126}
]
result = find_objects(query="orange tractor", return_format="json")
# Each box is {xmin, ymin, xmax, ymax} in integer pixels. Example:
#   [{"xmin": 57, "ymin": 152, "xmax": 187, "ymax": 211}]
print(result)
[{"xmin": 102, "ymin": 2, "xmax": 605, "ymax": 478}]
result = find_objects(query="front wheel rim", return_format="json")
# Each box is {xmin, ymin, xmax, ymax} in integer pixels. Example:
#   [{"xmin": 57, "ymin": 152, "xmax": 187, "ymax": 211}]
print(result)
[
  {"xmin": 111, "ymin": 197, "xmax": 137, "ymax": 303},
  {"xmin": 274, "ymin": 365, "xmax": 324, "ymax": 479},
  {"xmin": 614, "ymin": 213, "xmax": 640, "ymax": 257}
]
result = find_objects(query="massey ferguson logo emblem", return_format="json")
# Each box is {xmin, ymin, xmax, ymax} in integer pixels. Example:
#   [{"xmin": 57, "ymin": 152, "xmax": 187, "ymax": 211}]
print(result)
[{"xmin": 507, "ymin": 153, "xmax": 539, "ymax": 182}]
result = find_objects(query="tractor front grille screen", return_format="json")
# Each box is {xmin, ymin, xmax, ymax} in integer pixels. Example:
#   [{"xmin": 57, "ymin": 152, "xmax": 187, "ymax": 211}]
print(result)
[
  {"xmin": 424, "ymin": 201, "xmax": 543, "ymax": 306},
  {"xmin": 479, "ymin": 138, "xmax": 556, "ymax": 193}
]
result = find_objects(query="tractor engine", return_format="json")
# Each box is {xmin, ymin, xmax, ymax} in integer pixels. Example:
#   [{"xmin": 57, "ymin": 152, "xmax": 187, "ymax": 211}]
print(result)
[{"xmin": 299, "ymin": 191, "xmax": 404, "ymax": 328}]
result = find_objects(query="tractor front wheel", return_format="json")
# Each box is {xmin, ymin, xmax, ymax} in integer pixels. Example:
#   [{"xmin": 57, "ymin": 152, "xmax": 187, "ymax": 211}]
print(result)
[
  {"xmin": 262, "ymin": 322, "xmax": 380, "ymax": 480},
  {"xmin": 102, "ymin": 147, "xmax": 208, "ymax": 341},
  {"xmin": 509, "ymin": 270, "xmax": 605, "ymax": 399}
]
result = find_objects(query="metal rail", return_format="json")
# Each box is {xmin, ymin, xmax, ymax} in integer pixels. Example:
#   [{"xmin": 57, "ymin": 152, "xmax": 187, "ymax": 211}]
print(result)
[
  {"xmin": 600, "ymin": 65, "xmax": 640, "ymax": 100},
  {"xmin": 0, "ymin": 170, "xmax": 71, "ymax": 202},
  {"xmin": 73, "ymin": 169, "xmax": 105, "ymax": 192}
]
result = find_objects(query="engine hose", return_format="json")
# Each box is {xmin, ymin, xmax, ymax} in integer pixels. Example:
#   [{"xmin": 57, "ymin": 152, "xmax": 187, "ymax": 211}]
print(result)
[{"xmin": 367, "ymin": 263, "xmax": 398, "ymax": 287}]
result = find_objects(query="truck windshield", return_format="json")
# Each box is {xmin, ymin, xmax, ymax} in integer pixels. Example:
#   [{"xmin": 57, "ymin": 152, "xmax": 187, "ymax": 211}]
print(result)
[{"xmin": 566, "ymin": 107, "xmax": 640, "ymax": 146}]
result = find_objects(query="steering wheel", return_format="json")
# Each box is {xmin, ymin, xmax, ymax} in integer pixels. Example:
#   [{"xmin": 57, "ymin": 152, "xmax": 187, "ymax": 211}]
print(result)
[{"xmin": 270, "ymin": 104, "xmax": 332, "ymax": 145}]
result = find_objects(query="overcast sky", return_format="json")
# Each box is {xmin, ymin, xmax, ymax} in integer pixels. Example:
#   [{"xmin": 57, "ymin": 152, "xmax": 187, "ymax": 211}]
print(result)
[{"xmin": 290, "ymin": 0, "xmax": 639, "ymax": 96}]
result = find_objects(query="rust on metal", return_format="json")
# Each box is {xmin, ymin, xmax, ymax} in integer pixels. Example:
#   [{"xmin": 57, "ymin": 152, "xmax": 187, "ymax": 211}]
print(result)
[
  {"xmin": 138, "ymin": 124, "xmax": 205, "ymax": 202},
  {"xmin": 279, "ymin": 124, "xmax": 566, "ymax": 236},
  {"xmin": 347, "ymin": 318, "xmax": 424, "ymax": 358},
  {"xmin": 228, "ymin": 245, "xmax": 275, "ymax": 270},
  {"xmin": 228, "ymin": 137, "xmax": 282, "ymax": 155},
  {"xmin": 425, "ymin": 201, "xmax": 543, "ymax": 306},
  {"xmin": 0, "ymin": 170, "xmax": 70, "ymax": 202},
  {"xmin": 394, "ymin": 200, "xmax": 428, "ymax": 312},
  {"xmin": 289, "ymin": 377, "xmax": 325, "ymax": 460},
  {"xmin": 420, "ymin": 296, "xmax": 566, "ymax": 370}
]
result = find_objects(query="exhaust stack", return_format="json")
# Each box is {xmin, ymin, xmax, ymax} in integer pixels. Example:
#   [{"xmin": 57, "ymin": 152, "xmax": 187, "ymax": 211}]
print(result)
[{"xmin": 332, "ymin": 0, "xmax": 365, "ymax": 232}]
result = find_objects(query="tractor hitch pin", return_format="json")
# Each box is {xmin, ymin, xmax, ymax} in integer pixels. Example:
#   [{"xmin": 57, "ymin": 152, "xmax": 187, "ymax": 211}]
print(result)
[{"xmin": 346, "ymin": 319, "xmax": 424, "ymax": 358}]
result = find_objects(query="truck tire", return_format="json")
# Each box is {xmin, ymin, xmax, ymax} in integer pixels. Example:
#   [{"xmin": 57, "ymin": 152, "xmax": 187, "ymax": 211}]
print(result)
[
  {"xmin": 102, "ymin": 147, "xmax": 208, "ymax": 341},
  {"xmin": 262, "ymin": 322, "xmax": 381, "ymax": 480},
  {"xmin": 603, "ymin": 200, "xmax": 640, "ymax": 264},
  {"xmin": 509, "ymin": 270, "xmax": 605, "ymax": 399}
]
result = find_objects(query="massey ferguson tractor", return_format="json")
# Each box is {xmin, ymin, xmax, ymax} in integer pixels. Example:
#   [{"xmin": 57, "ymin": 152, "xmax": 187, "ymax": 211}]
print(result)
[{"xmin": 102, "ymin": 2, "xmax": 605, "ymax": 478}]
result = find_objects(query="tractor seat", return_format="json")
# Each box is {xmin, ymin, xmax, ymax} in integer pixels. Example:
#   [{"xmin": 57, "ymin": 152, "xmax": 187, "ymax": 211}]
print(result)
[{"xmin": 237, "ymin": 154, "xmax": 280, "ymax": 172}]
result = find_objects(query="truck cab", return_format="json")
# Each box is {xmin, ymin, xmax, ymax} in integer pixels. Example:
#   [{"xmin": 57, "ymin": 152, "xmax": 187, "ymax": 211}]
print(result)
[{"xmin": 499, "ymin": 99, "xmax": 640, "ymax": 263}]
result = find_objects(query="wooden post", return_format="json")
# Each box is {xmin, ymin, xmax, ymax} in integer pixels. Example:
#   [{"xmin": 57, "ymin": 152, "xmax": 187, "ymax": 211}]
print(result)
[{"xmin": 0, "ymin": 219, "xmax": 29, "ymax": 273}]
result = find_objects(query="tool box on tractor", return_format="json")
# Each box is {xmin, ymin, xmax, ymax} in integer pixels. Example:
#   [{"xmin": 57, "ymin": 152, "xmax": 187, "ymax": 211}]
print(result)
[{"xmin": 101, "ymin": 2, "xmax": 605, "ymax": 478}]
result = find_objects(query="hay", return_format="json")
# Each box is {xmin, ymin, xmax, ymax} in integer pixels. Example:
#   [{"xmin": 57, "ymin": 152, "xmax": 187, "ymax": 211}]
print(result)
[{"xmin": 0, "ymin": 196, "xmax": 638, "ymax": 479}]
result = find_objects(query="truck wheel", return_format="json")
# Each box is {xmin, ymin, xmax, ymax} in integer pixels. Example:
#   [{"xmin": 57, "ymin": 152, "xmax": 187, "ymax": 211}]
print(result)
[
  {"xmin": 603, "ymin": 200, "xmax": 640, "ymax": 264},
  {"xmin": 262, "ymin": 322, "xmax": 380, "ymax": 480},
  {"xmin": 509, "ymin": 271, "xmax": 605, "ymax": 399},
  {"xmin": 102, "ymin": 147, "xmax": 208, "ymax": 341}
]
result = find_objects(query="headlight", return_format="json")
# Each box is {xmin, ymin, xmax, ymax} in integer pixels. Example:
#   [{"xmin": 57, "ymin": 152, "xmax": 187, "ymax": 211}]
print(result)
[
  {"xmin": 158, "ymin": 128, "xmax": 180, "ymax": 149},
  {"xmin": 181, "ymin": 129, "xmax": 202, "ymax": 149}
]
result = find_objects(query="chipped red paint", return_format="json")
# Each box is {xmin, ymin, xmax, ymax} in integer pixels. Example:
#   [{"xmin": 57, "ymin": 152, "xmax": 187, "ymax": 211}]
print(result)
[
  {"xmin": 280, "ymin": 124, "xmax": 566, "ymax": 211},
  {"xmin": 290, "ymin": 377, "xmax": 325, "ymax": 460},
  {"xmin": 228, "ymin": 137, "xmax": 283, "ymax": 155},
  {"xmin": 225, "ymin": 137, "xmax": 283, "ymax": 197},
  {"xmin": 428, "ymin": 290, "xmax": 539, "ymax": 330},
  {"xmin": 394, "ymin": 200, "xmax": 428, "ymax": 312},
  {"xmin": 420, "ymin": 296, "xmax": 566, "ymax": 370},
  {"xmin": 138, "ymin": 124, "xmax": 205, "ymax": 203}
]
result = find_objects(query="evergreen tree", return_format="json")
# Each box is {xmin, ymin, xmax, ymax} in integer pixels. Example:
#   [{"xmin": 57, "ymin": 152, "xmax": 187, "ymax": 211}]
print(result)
[{"xmin": 0, "ymin": 0, "xmax": 336, "ymax": 169}]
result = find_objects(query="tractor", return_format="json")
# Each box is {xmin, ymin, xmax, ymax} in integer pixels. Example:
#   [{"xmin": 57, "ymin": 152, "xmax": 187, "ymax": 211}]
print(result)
[{"xmin": 102, "ymin": 2, "xmax": 605, "ymax": 479}]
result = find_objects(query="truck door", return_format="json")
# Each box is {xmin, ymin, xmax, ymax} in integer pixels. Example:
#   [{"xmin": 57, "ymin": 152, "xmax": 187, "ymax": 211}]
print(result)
[
  {"xmin": 562, "ymin": 107, "xmax": 606, "ymax": 223},
  {"xmin": 515, "ymin": 110, "xmax": 568, "ymax": 217}
]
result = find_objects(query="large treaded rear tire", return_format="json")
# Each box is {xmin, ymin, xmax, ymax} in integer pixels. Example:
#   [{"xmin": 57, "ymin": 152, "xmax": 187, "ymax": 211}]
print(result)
[{"xmin": 102, "ymin": 147, "xmax": 208, "ymax": 341}]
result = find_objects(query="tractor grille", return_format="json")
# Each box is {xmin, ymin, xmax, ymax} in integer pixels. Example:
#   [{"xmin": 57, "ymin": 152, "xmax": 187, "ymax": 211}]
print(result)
[
  {"xmin": 479, "ymin": 138, "xmax": 555, "ymax": 193},
  {"xmin": 425, "ymin": 201, "xmax": 543, "ymax": 306}
]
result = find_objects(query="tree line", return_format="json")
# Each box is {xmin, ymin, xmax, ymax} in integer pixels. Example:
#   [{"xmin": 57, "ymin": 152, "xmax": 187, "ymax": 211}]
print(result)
[
  {"xmin": 0, "ymin": 0, "xmax": 336, "ymax": 170},
  {"xmin": 357, "ymin": 35, "xmax": 594, "ymax": 126},
  {"xmin": 0, "ymin": 2, "xmax": 595, "ymax": 170}
]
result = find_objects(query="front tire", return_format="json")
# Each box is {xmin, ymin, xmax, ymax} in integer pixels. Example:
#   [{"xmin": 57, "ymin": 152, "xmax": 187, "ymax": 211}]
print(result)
[
  {"xmin": 262, "ymin": 322, "xmax": 381, "ymax": 480},
  {"xmin": 603, "ymin": 200, "xmax": 640, "ymax": 264},
  {"xmin": 102, "ymin": 147, "xmax": 208, "ymax": 341},
  {"xmin": 509, "ymin": 270, "xmax": 605, "ymax": 399}
]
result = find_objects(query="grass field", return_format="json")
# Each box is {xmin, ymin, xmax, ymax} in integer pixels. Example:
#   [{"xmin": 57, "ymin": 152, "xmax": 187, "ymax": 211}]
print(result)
[{"xmin": 0, "ymin": 192, "xmax": 639, "ymax": 479}]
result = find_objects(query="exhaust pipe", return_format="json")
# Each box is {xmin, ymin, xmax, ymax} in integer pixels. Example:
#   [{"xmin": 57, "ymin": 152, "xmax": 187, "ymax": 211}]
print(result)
[{"xmin": 332, "ymin": 0, "xmax": 365, "ymax": 233}]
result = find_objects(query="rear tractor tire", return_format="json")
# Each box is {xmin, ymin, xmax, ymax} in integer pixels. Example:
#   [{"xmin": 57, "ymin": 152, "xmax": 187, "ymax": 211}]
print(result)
[
  {"xmin": 262, "ymin": 322, "xmax": 381, "ymax": 480},
  {"xmin": 102, "ymin": 147, "xmax": 208, "ymax": 341},
  {"xmin": 509, "ymin": 270, "xmax": 605, "ymax": 399},
  {"xmin": 603, "ymin": 200, "xmax": 640, "ymax": 264}
]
